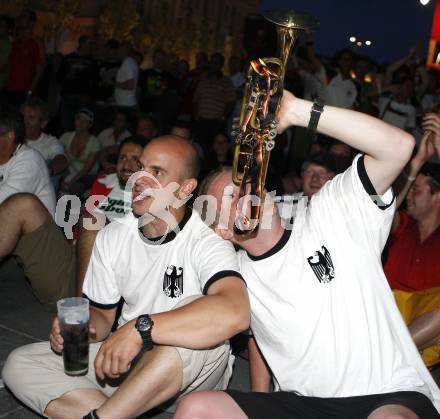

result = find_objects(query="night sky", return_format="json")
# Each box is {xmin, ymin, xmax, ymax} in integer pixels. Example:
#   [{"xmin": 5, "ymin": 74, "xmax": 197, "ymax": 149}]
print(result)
[{"xmin": 258, "ymin": 0, "xmax": 436, "ymax": 65}]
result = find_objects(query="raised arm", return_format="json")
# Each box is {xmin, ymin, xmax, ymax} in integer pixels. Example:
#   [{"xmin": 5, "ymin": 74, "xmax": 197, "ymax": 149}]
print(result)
[{"xmin": 278, "ymin": 90, "xmax": 415, "ymax": 195}]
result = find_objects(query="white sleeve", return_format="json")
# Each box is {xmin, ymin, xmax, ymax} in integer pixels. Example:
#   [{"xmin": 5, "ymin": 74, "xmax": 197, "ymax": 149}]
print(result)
[
  {"xmin": 194, "ymin": 229, "xmax": 244, "ymax": 294},
  {"xmin": 82, "ymin": 226, "xmax": 121, "ymax": 308},
  {"xmin": 312, "ymin": 154, "xmax": 395, "ymax": 255},
  {"xmin": 118, "ymin": 59, "xmax": 137, "ymax": 82},
  {"xmin": 46, "ymin": 137, "xmax": 66, "ymax": 160},
  {"xmin": 0, "ymin": 156, "xmax": 44, "ymax": 204}
]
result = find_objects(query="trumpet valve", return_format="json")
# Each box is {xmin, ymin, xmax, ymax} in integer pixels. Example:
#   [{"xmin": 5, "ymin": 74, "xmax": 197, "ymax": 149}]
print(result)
[{"xmin": 265, "ymin": 140, "xmax": 275, "ymax": 151}]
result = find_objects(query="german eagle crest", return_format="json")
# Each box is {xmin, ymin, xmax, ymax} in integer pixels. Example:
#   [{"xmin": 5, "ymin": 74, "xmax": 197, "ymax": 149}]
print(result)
[
  {"xmin": 307, "ymin": 246, "xmax": 335, "ymax": 283},
  {"xmin": 163, "ymin": 265, "xmax": 183, "ymax": 298}
]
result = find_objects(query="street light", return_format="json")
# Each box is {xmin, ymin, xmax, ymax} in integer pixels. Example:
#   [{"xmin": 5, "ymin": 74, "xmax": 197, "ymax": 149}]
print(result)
[
  {"xmin": 420, "ymin": 0, "xmax": 430, "ymax": 5},
  {"xmin": 349, "ymin": 35, "xmax": 373, "ymax": 48}
]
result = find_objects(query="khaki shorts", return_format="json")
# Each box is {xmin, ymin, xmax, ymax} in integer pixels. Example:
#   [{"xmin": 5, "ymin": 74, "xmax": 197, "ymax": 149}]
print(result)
[
  {"xmin": 13, "ymin": 218, "xmax": 76, "ymax": 309},
  {"xmin": 2, "ymin": 297, "xmax": 233, "ymax": 415}
]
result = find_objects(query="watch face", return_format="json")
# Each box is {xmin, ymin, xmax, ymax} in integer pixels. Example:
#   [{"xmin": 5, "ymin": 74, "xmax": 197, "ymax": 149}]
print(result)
[{"xmin": 137, "ymin": 316, "xmax": 151, "ymax": 332}]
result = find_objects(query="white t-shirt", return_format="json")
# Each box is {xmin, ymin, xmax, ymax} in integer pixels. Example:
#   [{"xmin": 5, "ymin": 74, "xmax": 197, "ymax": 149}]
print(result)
[
  {"xmin": 239, "ymin": 154, "xmax": 440, "ymax": 411},
  {"xmin": 230, "ymin": 72, "xmax": 245, "ymax": 90},
  {"xmin": 378, "ymin": 96, "xmax": 416, "ymax": 131},
  {"xmin": 115, "ymin": 56, "xmax": 139, "ymax": 107},
  {"xmin": 0, "ymin": 144, "xmax": 56, "ymax": 216},
  {"xmin": 324, "ymin": 73, "xmax": 357, "ymax": 109},
  {"xmin": 83, "ymin": 209, "xmax": 242, "ymax": 328},
  {"xmin": 25, "ymin": 132, "xmax": 65, "ymax": 164},
  {"xmin": 90, "ymin": 173, "xmax": 132, "ymax": 222}
]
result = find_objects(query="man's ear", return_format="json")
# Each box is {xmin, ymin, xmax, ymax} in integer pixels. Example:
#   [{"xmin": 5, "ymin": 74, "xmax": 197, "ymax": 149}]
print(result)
[
  {"xmin": 178, "ymin": 178, "xmax": 197, "ymax": 199},
  {"xmin": 433, "ymin": 191, "xmax": 440, "ymax": 207},
  {"xmin": 6, "ymin": 130, "xmax": 15, "ymax": 145}
]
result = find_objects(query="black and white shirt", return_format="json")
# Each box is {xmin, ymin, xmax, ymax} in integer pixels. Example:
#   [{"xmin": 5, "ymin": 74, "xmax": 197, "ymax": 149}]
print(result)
[
  {"xmin": 239, "ymin": 154, "xmax": 440, "ymax": 411},
  {"xmin": 83, "ymin": 208, "xmax": 243, "ymax": 327}
]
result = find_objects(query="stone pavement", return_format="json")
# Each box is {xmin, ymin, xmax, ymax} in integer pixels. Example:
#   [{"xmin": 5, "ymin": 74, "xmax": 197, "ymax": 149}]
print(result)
[{"xmin": 0, "ymin": 258, "xmax": 250, "ymax": 418}]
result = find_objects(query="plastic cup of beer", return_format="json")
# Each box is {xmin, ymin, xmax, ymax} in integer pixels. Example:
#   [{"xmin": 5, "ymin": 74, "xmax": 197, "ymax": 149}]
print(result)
[{"xmin": 57, "ymin": 297, "xmax": 89, "ymax": 376}]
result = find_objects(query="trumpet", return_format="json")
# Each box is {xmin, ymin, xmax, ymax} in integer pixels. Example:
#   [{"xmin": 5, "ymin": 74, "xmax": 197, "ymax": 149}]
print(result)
[{"xmin": 231, "ymin": 9, "xmax": 317, "ymax": 235}]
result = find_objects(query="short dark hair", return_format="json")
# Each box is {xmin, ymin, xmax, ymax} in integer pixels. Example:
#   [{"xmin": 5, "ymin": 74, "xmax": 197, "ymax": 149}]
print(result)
[
  {"xmin": 118, "ymin": 136, "xmax": 148, "ymax": 154},
  {"xmin": 302, "ymin": 152, "xmax": 341, "ymax": 175},
  {"xmin": 0, "ymin": 104, "xmax": 25, "ymax": 144},
  {"xmin": 198, "ymin": 166, "xmax": 231, "ymax": 198},
  {"xmin": 22, "ymin": 96, "xmax": 50, "ymax": 121},
  {"xmin": 420, "ymin": 163, "xmax": 440, "ymax": 193}
]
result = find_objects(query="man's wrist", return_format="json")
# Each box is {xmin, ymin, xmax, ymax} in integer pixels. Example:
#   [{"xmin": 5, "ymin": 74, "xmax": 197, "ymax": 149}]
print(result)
[
  {"xmin": 290, "ymin": 98, "xmax": 312, "ymax": 128},
  {"xmin": 403, "ymin": 170, "xmax": 417, "ymax": 182},
  {"xmin": 135, "ymin": 314, "xmax": 154, "ymax": 350}
]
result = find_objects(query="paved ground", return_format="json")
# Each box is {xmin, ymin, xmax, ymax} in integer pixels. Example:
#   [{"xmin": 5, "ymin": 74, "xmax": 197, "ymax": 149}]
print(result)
[{"xmin": 0, "ymin": 257, "xmax": 250, "ymax": 418}]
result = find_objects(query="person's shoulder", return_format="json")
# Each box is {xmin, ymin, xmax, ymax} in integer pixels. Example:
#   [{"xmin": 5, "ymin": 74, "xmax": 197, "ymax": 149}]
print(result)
[
  {"xmin": 88, "ymin": 134, "xmax": 100, "ymax": 145},
  {"xmin": 187, "ymin": 211, "xmax": 235, "ymax": 248},
  {"xmin": 99, "ymin": 127, "xmax": 112, "ymax": 135},
  {"xmin": 97, "ymin": 172, "xmax": 118, "ymax": 188},
  {"xmin": 90, "ymin": 175, "xmax": 112, "ymax": 196},
  {"xmin": 11, "ymin": 146, "xmax": 47, "ymax": 175},
  {"xmin": 101, "ymin": 212, "xmax": 137, "ymax": 235},
  {"xmin": 17, "ymin": 144, "xmax": 45, "ymax": 163},
  {"xmin": 60, "ymin": 131, "xmax": 74, "ymax": 142},
  {"xmin": 40, "ymin": 132, "xmax": 59, "ymax": 144},
  {"xmin": 125, "ymin": 56, "xmax": 138, "ymax": 67}
]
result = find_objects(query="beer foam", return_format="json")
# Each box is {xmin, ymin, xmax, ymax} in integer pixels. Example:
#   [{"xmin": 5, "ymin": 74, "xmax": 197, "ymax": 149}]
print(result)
[{"xmin": 63, "ymin": 313, "xmax": 87, "ymax": 325}]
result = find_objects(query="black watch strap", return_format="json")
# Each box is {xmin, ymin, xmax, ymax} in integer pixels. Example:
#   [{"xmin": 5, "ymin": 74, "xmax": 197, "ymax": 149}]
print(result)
[
  {"xmin": 307, "ymin": 96, "xmax": 325, "ymax": 135},
  {"xmin": 135, "ymin": 314, "xmax": 154, "ymax": 351}
]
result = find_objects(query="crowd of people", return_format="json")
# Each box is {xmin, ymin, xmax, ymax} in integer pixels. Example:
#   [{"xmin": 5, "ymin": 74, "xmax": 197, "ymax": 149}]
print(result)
[{"xmin": 0, "ymin": 6, "xmax": 440, "ymax": 419}]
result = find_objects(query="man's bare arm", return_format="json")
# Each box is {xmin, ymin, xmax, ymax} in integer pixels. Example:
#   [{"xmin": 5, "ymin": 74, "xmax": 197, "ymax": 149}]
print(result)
[
  {"xmin": 151, "ymin": 277, "xmax": 250, "ymax": 348},
  {"xmin": 93, "ymin": 277, "xmax": 250, "ymax": 379},
  {"xmin": 278, "ymin": 91, "xmax": 415, "ymax": 195},
  {"xmin": 248, "ymin": 336, "xmax": 271, "ymax": 392},
  {"xmin": 89, "ymin": 305, "xmax": 117, "ymax": 342},
  {"xmin": 50, "ymin": 154, "xmax": 68, "ymax": 176},
  {"xmin": 76, "ymin": 215, "xmax": 100, "ymax": 295}
]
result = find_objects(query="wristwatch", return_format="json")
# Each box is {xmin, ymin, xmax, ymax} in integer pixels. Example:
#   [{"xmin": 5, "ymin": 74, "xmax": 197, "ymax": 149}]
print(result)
[
  {"xmin": 135, "ymin": 314, "xmax": 154, "ymax": 351},
  {"xmin": 307, "ymin": 96, "xmax": 325, "ymax": 135}
]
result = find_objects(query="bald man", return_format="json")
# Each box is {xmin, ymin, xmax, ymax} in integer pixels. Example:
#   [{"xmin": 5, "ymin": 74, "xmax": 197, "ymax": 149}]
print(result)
[{"xmin": 3, "ymin": 136, "xmax": 250, "ymax": 419}]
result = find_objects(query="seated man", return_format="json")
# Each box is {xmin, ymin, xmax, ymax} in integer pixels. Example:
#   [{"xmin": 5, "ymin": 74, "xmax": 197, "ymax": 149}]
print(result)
[
  {"xmin": 175, "ymin": 90, "xmax": 440, "ymax": 418},
  {"xmin": 97, "ymin": 109, "xmax": 132, "ymax": 174},
  {"xmin": 0, "ymin": 103, "xmax": 55, "ymax": 213},
  {"xmin": 385, "ymin": 124, "xmax": 440, "ymax": 367},
  {"xmin": 2, "ymin": 135, "xmax": 250, "ymax": 419},
  {"xmin": 0, "ymin": 137, "xmax": 143, "ymax": 308},
  {"xmin": 21, "ymin": 96, "xmax": 68, "ymax": 179}
]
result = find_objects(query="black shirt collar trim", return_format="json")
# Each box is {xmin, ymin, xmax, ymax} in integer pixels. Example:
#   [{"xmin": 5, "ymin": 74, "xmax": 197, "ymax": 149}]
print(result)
[
  {"xmin": 138, "ymin": 207, "xmax": 192, "ymax": 245},
  {"xmin": 246, "ymin": 226, "xmax": 292, "ymax": 261}
]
